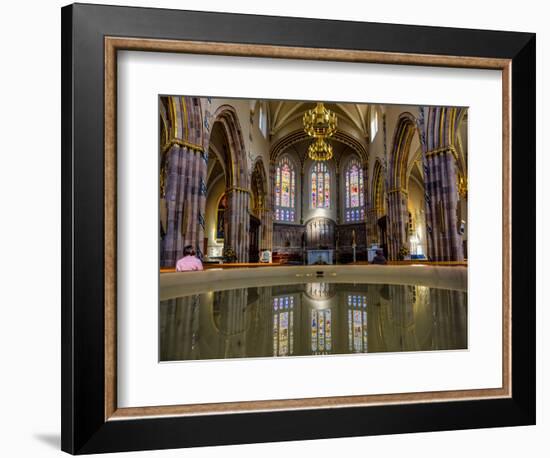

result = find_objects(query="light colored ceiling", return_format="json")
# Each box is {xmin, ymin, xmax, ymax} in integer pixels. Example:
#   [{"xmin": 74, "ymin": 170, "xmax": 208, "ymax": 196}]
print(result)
[
  {"xmin": 284, "ymin": 137, "xmax": 356, "ymax": 166},
  {"xmin": 266, "ymin": 101, "xmax": 370, "ymax": 139}
]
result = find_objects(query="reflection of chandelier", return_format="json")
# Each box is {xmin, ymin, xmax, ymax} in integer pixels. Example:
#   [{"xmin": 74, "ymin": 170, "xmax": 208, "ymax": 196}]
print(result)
[
  {"xmin": 305, "ymin": 282, "xmax": 335, "ymax": 301},
  {"xmin": 303, "ymin": 102, "xmax": 337, "ymax": 162}
]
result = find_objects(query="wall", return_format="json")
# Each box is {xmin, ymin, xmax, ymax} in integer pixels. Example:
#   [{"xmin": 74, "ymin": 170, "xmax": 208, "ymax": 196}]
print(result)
[{"xmin": 0, "ymin": 1, "xmax": 545, "ymax": 458}]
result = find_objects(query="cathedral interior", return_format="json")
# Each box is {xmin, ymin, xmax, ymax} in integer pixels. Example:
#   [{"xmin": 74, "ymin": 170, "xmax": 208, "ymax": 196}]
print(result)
[{"xmin": 159, "ymin": 97, "xmax": 468, "ymax": 268}]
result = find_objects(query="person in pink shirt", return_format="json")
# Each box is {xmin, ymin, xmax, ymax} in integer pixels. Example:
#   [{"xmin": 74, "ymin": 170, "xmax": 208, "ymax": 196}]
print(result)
[{"xmin": 175, "ymin": 245, "xmax": 204, "ymax": 272}]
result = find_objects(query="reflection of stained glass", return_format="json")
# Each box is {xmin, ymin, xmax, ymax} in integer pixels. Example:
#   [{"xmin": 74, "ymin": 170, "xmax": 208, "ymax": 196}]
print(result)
[
  {"xmin": 311, "ymin": 309, "xmax": 317, "ymax": 352},
  {"xmin": 345, "ymin": 159, "xmax": 365, "ymax": 222},
  {"xmin": 275, "ymin": 157, "xmax": 296, "ymax": 222},
  {"xmin": 311, "ymin": 162, "xmax": 330, "ymax": 209},
  {"xmin": 347, "ymin": 295, "xmax": 367, "ymax": 353},
  {"xmin": 311, "ymin": 308, "xmax": 332, "ymax": 354},
  {"xmin": 273, "ymin": 296, "xmax": 295, "ymax": 356}
]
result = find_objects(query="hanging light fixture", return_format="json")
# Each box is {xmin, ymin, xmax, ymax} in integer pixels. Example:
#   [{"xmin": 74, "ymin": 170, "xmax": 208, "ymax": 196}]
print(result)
[
  {"xmin": 303, "ymin": 102, "xmax": 337, "ymax": 162},
  {"xmin": 307, "ymin": 137, "xmax": 334, "ymax": 162}
]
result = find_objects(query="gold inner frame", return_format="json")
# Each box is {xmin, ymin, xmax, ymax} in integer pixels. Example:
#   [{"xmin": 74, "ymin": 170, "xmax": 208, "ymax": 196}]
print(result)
[{"xmin": 104, "ymin": 36, "xmax": 512, "ymax": 421}]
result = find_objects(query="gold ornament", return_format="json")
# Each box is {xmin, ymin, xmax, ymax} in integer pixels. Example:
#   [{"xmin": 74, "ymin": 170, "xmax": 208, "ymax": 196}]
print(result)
[{"xmin": 303, "ymin": 102, "xmax": 337, "ymax": 162}]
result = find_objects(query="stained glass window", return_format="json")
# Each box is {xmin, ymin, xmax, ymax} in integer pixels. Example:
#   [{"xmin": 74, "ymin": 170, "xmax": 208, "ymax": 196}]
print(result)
[
  {"xmin": 311, "ymin": 309, "xmax": 332, "ymax": 355},
  {"xmin": 216, "ymin": 194, "xmax": 227, "ymax": 240},
  {"xmin": 344, "ymin": 158, "xmax": 365, "ymax": 222},
  {"xmin": 273, "ymin": 296, "xmax": 294, "ymax": 356},
  {"xmin": 311, "ymin": 162, "xmax": 330, "ymax": 208},
  {"xmin": 347, "ymin": 295, "xmax": 367, "ymax": 353},
  {"xmin": 274, "ymin": 156, "xmax": 296, "ymax": 222}
]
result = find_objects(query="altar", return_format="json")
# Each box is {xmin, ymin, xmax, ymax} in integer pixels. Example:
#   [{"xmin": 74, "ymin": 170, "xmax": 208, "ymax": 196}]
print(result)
[{"xmin": 307, "ymin": 249, "xmax": 334, "ymax": 265}]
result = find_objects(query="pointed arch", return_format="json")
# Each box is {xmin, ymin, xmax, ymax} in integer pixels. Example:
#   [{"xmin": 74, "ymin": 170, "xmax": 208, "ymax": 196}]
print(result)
[
  {"xmin": 205, "ymin": 105, "xmax": 250, "ymax": 262},
  {"xmin": 251, "ymin": 157, "xmax": 273, "ymax": 251},
  {"xmin": 388, "ymin": 112, "xmax": 418, "ymax": 191},
  {"xmin": 370, "ymin": 159, "xmax": 385, "ymax": 218},
  {"xmin": 206, "ymin": 104, "xmax": 249, "ymax": 189}
]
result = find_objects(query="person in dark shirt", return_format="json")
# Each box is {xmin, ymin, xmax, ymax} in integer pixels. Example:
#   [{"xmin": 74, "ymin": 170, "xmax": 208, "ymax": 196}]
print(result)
[{"xmin": 371, "ymin": 249, "xmax": 388, "ymax": 265}]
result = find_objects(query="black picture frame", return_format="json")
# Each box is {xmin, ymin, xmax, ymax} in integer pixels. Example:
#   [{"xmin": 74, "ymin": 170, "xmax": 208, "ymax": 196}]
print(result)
[{"xmin": 61, "ymin": 3, "xmax": 536, "ymax": 454}]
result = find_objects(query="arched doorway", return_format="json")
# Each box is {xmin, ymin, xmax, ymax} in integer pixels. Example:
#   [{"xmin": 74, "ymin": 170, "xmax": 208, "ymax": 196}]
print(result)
[
  {"xmin": 204, "ymin": 105, "xmax": 250, "ymax": 262},
  {"xmin": 387, "ymin": 112, "xmax": 420, "ymax": 260},
  {"xmin": 203, "ymin": 127, "xmax": 227, "ymax": 260},
  {"xmin": 406, "ymin": 149, "xmax": 427, "ymax": 258},
  {"xmin": 250, "ymin": 158, "xmax": 271, "ymax": 262}
]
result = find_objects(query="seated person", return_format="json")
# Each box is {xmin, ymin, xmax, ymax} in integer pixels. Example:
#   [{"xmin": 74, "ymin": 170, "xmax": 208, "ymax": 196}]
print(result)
[
  {"xmin": 371, "ymin": 249, "xmax": 388, "ymax": 265},
  {"xmin": 175, "ymin": 245, "xmax": 203, "ymax": 272}
]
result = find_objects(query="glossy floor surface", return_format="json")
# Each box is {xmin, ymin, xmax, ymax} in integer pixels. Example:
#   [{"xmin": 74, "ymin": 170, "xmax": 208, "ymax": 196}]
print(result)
[{"xmin": 160, "ymin": 282, "xmax": 467, "ymax": 361}]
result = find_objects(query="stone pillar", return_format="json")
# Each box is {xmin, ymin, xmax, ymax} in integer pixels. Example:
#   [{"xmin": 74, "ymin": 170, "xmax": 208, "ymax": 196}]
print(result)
[
  {"xmin": 422, "ymin": 149, "xmax": 463, "ymax": 261},
  {"xmin": 161, "ymin": 145, "xmax": 206, "ymax": 267},
  {"xmin": 362, "ymin": 161, "xmax": 369, "ymax": 244},
  {"xmin": 225, "ymin": 187, "xmax": 250, "ymax": 262},
  {"xmin": 420, "ymin": 107, "xmax": 464, "ymax": 261},
  {"xmin": 366, "ymin": 208, "xmax": 378, "ymax": 246},
  {"xmin": 258, "ymin": 207, "xmax": 273, "ymax": 251},
  {"xmin": 386, "ymin": 189, "xmax": 409, "ymax": 260}
]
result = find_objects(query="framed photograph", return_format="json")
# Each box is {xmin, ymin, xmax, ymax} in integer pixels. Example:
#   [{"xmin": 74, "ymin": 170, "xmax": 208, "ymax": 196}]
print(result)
[{"xmin": 61, "ymin": 3, "xmax": 536, "ymax": 454}]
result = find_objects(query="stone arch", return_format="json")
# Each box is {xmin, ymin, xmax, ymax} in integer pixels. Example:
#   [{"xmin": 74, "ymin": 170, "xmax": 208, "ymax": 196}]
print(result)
[
  {"xmin": 206, "ymin": 105, "xmax": 250, "ymax": 262},
  {"xmin": 250, "ymin": 157, "xmax": 268, "ymax": 214},
  {"xmin": 386, "ymin": 112, "xmax": 420, "ymax": 260},
  {"xmin": 207, "ymin": 104, "xmax": 249, "ymax": 189},
  {"xmin": 367, "ymin": 158, "xmax": 387, "ymax": 249},
  {"xmin": 370, "ymin": 159, "xmax": 386, "ymax": 219},
  {"xmin": 159, "ymin": 96, "xmax": 206, "ymax": 267},
  {"xmin": 388, "ymin": 112, "xmax": 418, "ymax": 191},
  {"xmin": 270, "ymin": 129, "xmax": 368, "ymax": 164},
  {"xmin": 250, "ymin": 157, "xmax": 273, "ymax": 253}
]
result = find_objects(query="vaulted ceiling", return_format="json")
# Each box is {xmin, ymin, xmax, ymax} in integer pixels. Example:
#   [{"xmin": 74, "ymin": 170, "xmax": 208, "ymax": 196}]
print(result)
[{"xmin": 266, "ymin": 101, "xmax": 371, "ymax": 141}]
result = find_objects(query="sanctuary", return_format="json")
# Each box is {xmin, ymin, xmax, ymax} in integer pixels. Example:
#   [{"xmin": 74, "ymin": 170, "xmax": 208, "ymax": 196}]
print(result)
[{"xmin": 159, "ymin": 97, "xmax": 468, "ymax": 268}]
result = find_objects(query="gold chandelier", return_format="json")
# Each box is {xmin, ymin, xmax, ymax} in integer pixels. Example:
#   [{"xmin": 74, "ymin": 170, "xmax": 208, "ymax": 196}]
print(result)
[
  {"xmin": 303, "ymin": 102, "xmax": 337, "ymax": 161},
  {"xmin": 308, "ymin": 138, "xmax": 334, "ymax": 162}
]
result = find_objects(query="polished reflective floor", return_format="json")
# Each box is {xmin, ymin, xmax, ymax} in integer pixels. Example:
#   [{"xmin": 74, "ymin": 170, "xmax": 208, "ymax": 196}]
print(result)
[{"xmin": 160, "ymin": 283, "xmax": 467, "ymax": 362}]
